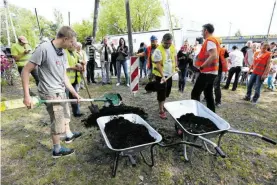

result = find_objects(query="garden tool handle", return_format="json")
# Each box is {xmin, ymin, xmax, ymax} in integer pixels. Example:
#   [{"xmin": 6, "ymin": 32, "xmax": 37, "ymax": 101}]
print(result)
[
  {"xmin": 161, "ymin": 72, "xmax": 178, "ymax": 84},
  {"xmin": 215, "ymin": 146, "xmax": 226, "ymax": 158},
  {"xmin": 41, "ymin": 99, "xmax": 104, "ymax": 103},
  {"xmin": 262, "ymin": 136, "xmax": 277, "ymax": 145}
]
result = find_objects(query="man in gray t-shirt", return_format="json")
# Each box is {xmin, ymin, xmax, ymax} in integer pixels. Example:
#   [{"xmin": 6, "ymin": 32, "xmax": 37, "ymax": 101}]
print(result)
[{"xmin": 21, "ymin": 26, "xmax": 82, "ymax": 158}]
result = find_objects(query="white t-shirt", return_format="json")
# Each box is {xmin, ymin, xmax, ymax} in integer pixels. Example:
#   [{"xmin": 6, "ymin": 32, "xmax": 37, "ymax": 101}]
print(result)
[
  {"xmin": 153, "ymin": 48, "xmax": 173, "ymax": 76},
  {"xmin": 229, "ymin": 50, "xmax": 244, "ymax": 68},
  {"xmin": 202, "ymin": 41, "xmax": 218, "ymax": 75}
]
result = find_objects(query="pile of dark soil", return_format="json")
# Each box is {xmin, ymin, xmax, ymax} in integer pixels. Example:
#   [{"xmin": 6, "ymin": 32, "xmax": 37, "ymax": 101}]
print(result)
[
  {"xmin": 177, "ymin": 113, "xmax": 218, "ymax": 134},
  {"xmin": 83, "ymin": 104, "xmax": 148, "ymax": 128},
  {"xmin": 104, "ymin": 117, "xmax": 155, "ymax": 149}
]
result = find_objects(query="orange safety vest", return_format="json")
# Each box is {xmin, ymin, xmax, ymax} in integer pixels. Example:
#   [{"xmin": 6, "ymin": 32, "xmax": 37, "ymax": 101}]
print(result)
[
  {"xmin": 146, "ymin": 45, "xmax": 158, "ymax": 69},
  {"xmin": 219, "ymin": 47, "xmax": 228, "ymax": 72},
  {"xmin": 252, "ymin": 51, "xmax": 271, "ymax": 76},
  {"xmin": 195, "ymin": 36, "xmax": 220, "ymax": 72}
]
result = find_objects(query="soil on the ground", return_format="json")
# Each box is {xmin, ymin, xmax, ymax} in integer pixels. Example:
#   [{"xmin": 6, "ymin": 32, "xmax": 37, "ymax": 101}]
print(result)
[
  {"xmin": 177, "ymin": 113, "xmax": 219, "ymax": 134},
  {"xmin": 83, "ymin": 104, "xmax": 148, "ymax": 127},
  {"xmin": 104, "ymin": 117, "xmax": 155, "ymax": 149}
]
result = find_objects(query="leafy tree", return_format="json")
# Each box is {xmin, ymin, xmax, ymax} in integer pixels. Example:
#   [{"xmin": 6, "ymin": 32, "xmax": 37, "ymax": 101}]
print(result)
[
  {"xmin": 235, "ymin": 29, "xmax": 242, "ymax": 37},
  {"xmin": 53, "ymin": 9, "xmax": 64, "ymax": 32},
  {"xmin": 96, "ymin": 0, "xmax": 164, "ymax": 41},
  {"xmin": 72, "ymin": 20, "xmax": 93, "ymax": 44}
]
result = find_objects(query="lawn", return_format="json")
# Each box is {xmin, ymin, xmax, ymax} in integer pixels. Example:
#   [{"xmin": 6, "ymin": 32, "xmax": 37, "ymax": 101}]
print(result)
[{"xmin": 1, "ymin": 76, "xmax": 277, "ymax": 185}]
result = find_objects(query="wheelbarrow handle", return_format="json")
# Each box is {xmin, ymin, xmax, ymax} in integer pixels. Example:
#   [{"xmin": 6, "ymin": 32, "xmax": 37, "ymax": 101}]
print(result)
[
  {"xmin": 214, "ymin": 146, "xmax": 226, "ymax": 158},
  {"xmin": 158, "ymin": 141, "xmax": 202, "ymax": 149},
  {"xmin": 262, "ymin": 136, "xmax": 277, "ymax": 145}
]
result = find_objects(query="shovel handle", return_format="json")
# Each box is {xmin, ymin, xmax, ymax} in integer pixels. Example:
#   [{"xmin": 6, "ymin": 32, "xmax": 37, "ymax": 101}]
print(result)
[
  {"xmin": 215, "ymin": 146, "xmax": 226, "ymax": 158},
  {"xmin": 41, "ymin": 99, "xmax": 96, "ymax": 103},
  {"xmin": 262, "ymin": 136, "xmax": 277, "ymax": 145},
  {"xmin": 161, "ymin": 72, "xmax": 178, "ymax": 84}
]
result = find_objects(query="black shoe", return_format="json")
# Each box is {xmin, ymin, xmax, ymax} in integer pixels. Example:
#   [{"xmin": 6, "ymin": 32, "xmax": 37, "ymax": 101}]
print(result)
[
  {"xmin": 52, "ymin": 147, "xmax": 75, "ymax": 158},
  {"xmin": 65, "ymin": 132, "xmax": 82, "ymax": 143},
  {"xmin": 102, "ymin": 82, "xmax": 106, "ymax": 85},
  {"xmin": 73, "ymin": 113, "xmax": 84, "ymax": 117},
  {"xmin": 91, "ymin": 81, "xmax": 97, "ymax": 84},
  {"xmin": 107, "ymin": 82, "xmax": 112, "ymax": 85},
  {"xmin": 223, "ymin": 86, "xmax": 228, "ymax": 90},
  {"xmin": 215, "ymin": 103, "xmax": 222, "ymax": 107},
  {"xmin": 231, "ymin": 89, "xmax": 236, "ymax": 91},
  {"xmin": 242, "ymin": 97, "xmax": 250, "ymax": 101}
]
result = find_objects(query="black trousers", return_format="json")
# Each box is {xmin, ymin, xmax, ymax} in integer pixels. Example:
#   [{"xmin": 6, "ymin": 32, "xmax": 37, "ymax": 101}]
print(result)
[
  {"xmin": 155, "ymin": 76, "xmax": 172, "ymax": 102},
  {"xmin": 110, "ymin": 61, "xmax": 117, "ymax": 76},
  {"xmin": 224, "ymin": 66, "xmax": 241, "ymax": 90},
  {"xmin": 191, "ymin": 73, "xmax": 217, "ymax": 112},
  {"xmin": 18, "ymin": 66, "xmax": 39, "ymax": 86},
  {"xmin": 87, "ymin": 61, "xmax": 95, "ymax": 83},
  {"xmin": 213, "ymin": 71, "xmax": 222, "ymax": 104}
]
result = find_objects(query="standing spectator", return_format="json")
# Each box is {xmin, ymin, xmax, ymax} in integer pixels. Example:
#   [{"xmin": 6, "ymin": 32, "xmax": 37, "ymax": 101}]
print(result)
[
  {"xmin": 116, "ymin": 38, "xmax": 129, "ymax": 87},
  {"xmin": 177, "ymin": 41, "xmax": 192, "ymax": 92},
  {"xmin": 244, "ymin": 43, "xmax": 257, "ymax": 67},
  {"xmin": 192, "ymin": 23, "xmax": 220, "ymax": 112},
  {"xmin": 136, "ymin": 42, "xmax": 147, "ymax": 78},
  {"xmin": 267, "ymin": 59, "xmax": 277, "ymax": 91},
  {"xmin": 11, "ymin": 36, "xmax": 39, "ymax": 95},
  {"xmin": 85, "ymin": 37, "xmax": 97, "ymax": 84},
  {"xmin": 152, "ymin": 33, "xmax": 178, "ymax": 119},
  {"xmin": 146, "ymin": 36, "xmax": 159, "ymax": 81},
  {"xmin": 98, "ymin": 37, "xmax": 112, "ymax": 85},
  {"xmin": 65, "ymin": 44, "xmax": 83, "ymax": 117},
  {"xmin": 76, "ymin": 42, "xmax": 87, "ymax": 89},
  {"xmin": 110, "ymin": 43, "xmax": 117, "ymax": 76},
  {"xmin": 223, "ymin": 46, "xmax": 244, "ymax": 91},
  {"xmin": 270, "ymin": 42, "xmax": 277, "ymax": 83},
  {"xmin": 243, "ymin": 43, "xmax": 272, "ymax": 104},
  {"xmin": 241, "ymin": 40, "xmax": 252, "ymax": 57},
  {"xmin": 214, "ymin": 44, "xmax": 229, "ymax": 106}
]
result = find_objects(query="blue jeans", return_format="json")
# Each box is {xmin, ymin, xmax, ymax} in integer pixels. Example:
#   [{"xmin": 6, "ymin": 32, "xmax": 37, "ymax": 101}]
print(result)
[
  {"xmin": 178, "ymin": 68, "xmax": 187, "ymax": 92},
  {"xmin": 140, "ymin": 60, "xmax": 147, "ymax": 78},
  {"xmin": 116, "ymin": 60, "xmax": 129, "ymax": 84},
  {"xmin": 267, "ymin": 76, "xmax": 276, "ymax": 90},
  {"xmin": 66, "ymin": 83, "xmax": 81, "ymax": 115},
  {"xmin": 246, "ymin": 74, "xmax": 263, "ymax": 102}
]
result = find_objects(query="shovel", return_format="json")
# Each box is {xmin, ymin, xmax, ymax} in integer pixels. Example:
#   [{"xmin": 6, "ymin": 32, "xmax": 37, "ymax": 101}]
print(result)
[
  {"xmin": 145, "ymin": 72, "xmax": 177, "ymax": 92},
  {"xmin": 81, "ymin": 72, "xmax": 99, "ymax": 113},
  {"xmin": 0, "ymin": 93, "xmax": 122, "ymax": 112}
]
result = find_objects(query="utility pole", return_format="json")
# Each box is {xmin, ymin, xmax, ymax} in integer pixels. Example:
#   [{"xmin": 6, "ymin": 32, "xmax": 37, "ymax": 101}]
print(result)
[
  {"xmin": 267, "ymin": 0, "xmax": 276, "ymax": 40},
  {"xmin": 164, "ymin": 0, "xmax": 175, "ymax": 43},
  {"xmin": 35, "ymin": 8, "xmax": 43, "ymax": 40},
  {"xmin": 6, "ymin": 0, "xmax": 17, "ymax": 42},
  {"xmin": 3, "ymin": 0, "xmax": 11, "ymax": 46},
  {"xmin": 228, "ymin": 22, "xmax": 232, "ymax": 36},
  {"xmin": 68, "ymin": 12, "xmax": 70, "ymax": 26},
  {"xmin": 125, "ymin": 0, "xmax": 133, "ymax": 55},
  {"xmin": 92, "ymin": 0, "xmax": 100, "ymax": 40}
]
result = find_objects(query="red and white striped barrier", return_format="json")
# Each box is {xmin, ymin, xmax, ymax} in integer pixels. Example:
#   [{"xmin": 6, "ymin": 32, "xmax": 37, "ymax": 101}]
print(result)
[{"xmin": 130, "ymin": 56, "xmax": 139, "ymax": 93}]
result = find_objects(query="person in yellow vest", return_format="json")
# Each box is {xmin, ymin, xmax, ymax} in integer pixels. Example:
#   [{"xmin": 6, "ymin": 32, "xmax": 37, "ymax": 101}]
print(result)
[
  {"xmin": 152, "ymin": 33, "xmax": 178, "ymax": 119},
  {"xmin": 76, "ymin": 42, "xmax": 87, "ymax": 89},
  {"xmin": 11, "ymin": 36, "xmax": 39, "ymax": 91},
  {"xmin": 192, "ymin": 24, "xmax": 220, "ymax": 112},
  {"xmin": 65, "ymin": 43, "xmax": 83, "ymax": 117}
]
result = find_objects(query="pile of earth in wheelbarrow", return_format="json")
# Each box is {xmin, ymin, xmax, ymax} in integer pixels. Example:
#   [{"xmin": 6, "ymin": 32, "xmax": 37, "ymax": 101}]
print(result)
[
  {"xmin": 104, "ymin": 117, "xmax": 155, "ymax": 149},
  {"xmin": 83, "ymin": 104, "xmax": 148, "ymax": 128},
  {"xmin": 177, "ymin": 113, "xmax": 219, "ymax": 134}
]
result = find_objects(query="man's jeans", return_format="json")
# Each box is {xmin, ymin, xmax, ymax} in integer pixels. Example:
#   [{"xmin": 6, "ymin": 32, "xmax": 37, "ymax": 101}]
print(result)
[{"xmin": 101, "ymin": 61, "xmax": 110, "ymax": 83}]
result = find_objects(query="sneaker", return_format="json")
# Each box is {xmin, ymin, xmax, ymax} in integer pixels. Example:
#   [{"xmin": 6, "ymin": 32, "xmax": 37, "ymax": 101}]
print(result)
[
  {"xmin": 116, "ymin": 83, "xmax": 120, "ymax": 86},
  {"xmin": 215, "ymin": 103, "xmax": 221, "ymax": 107},
  {"xmin": 65, "ymin": 132, "xmax": 82, "ymax": 143},
  {"xmin": 159, "ymin": 111, "xmax": 167, "ymax": 119},
  {"xmin": 251, "ymin": 99, "xmax": 257, "ymax": 105},
  {"xmin": 242, "ymin": 97, "xmax": 250, "ymax": 101},
  {"xmin": 73, "ymin": 113, "xmax": 84, "ymax": 117},
  {"xmin": 126, "ymin": 84, "xmax": 130, "ymax": 87},
  {"xmin": 52, "ymin": 147, "xmax": 75, "ymax": 158}
]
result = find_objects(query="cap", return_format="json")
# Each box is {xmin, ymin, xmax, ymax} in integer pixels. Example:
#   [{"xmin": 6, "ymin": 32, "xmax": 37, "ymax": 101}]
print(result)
[
  {"xmin": 18, "ymin": 36, "xmax": 28, "ymax": 44},
  {"xmin": 150, "ymin": 35, "xmax": 158, "ymax": 41}
]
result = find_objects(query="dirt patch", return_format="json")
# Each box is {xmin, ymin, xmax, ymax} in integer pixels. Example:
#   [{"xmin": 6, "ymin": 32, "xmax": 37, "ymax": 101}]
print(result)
[
  {"xmin": 177, "ymin": 113, "xmax": 218, "ymax": 134},
  {"xmin": 83, "ymin": 104, "xmax": 148, "ymax": 127},
  {"xmin": 104, "ymin": 117, "xmax": 155, "ymax": 149}
]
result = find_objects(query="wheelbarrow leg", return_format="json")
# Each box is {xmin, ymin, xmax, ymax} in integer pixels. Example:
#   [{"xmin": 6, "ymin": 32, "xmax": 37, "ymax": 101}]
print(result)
[
  {"xmin": 140, "ymin": 144, "xmax": 155, "ymax": 167},
  {"xmin": 112, "ymin": 152, "xmax": 120, "ymax": 177},
  {"xmin": 183, "ymin": 134, "xmax": 197, "ymax": 161}
]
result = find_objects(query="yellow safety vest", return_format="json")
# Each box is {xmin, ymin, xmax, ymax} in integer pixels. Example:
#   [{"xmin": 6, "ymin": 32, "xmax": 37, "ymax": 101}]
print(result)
[
  {"xmin": 152, "ymin": 44, "xmax": 176, "ymax": 77},
  {"xmin": 11, "ymin": 43, "xmax": 32, "ymax": 67},
  {"xmin": 65, "ymin": 49, "xmax": 81, "ymax": 84}
]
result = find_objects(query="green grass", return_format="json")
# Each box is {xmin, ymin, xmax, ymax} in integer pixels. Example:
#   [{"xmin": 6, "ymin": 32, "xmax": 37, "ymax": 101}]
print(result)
[{"xmin": 1, "ymin": 78, "xmax": 277, "ymax": 185}]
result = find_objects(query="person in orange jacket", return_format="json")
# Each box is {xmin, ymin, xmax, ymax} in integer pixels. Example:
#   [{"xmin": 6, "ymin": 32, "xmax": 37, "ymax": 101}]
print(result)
[{"xmin": 243, "ymin": 42, "xmax": 272, "ymax": 104}]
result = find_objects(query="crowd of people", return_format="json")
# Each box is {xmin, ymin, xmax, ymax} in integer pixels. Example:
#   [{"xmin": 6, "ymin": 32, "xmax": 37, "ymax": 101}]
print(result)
[{"xmin": 1, "ymin": 23, "xmax": 276, "ymax": 158}]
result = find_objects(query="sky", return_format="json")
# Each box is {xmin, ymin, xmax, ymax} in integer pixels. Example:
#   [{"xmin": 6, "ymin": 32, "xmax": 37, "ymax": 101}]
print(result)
[{"xmin": 2, "ymin": 0, "xmax": 277, "ymax": 37}]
